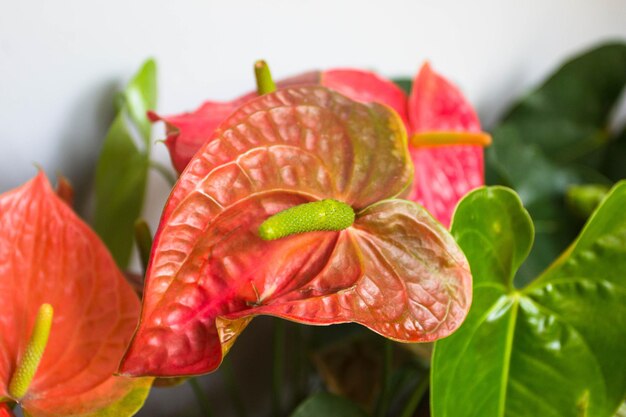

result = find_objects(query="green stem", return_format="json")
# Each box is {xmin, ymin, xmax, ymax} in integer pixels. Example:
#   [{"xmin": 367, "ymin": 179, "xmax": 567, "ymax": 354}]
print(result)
[
  {"xmin": 293, "ymin": 324, "xmax": 308, "ymax": 404},
  {"xmin": 399, "ymin": 373, "xmax": 430, "ymax": 417},
  {"xmin": 254, "ymin": 60, "xmax": 276, "ymax": 95},
  {"xmin": 272, "ymin": 319, "xmax": 286, "ymax": 417},
  {"xmin": 150, "ymin": 160, "xmax": 177, "ymax": 187},
  {"xmin": 134, "ymin": 219, "xmax": 153, "ymax": 273},
  {"xmin": 221, "ymin": 357, "xmax": 248, "ymax": 417},
  {"xmin": 375, "ymin": 339, "xmax": 393, "ymax": 417},
  {"xmin": 188, "ymin": 377, "xmax": 214, "ymax": 417},
  {"xmin": 9, "ymin": 304, "xmax": 54, "ymax": 400}
]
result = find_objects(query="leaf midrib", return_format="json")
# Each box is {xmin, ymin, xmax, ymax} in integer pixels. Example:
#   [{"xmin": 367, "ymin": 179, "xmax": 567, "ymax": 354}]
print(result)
[{"xmin": 498, "ymin": 295, "xmax": 520, "ymax": 417}]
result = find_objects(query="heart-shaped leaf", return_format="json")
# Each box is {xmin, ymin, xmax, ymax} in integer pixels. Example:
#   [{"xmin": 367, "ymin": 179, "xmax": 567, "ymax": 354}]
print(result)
[
  {"xmin": 0, "ymin": 173, "xmax": 152, "ymax": 416},
  {"xmin": 93, "ymin": 59, "xmax": 157, "ymax": 268},
  {"xmin": 431, "ymin": 183, "xmax": 626, "ymax": 417},
  {"xmin": 290, "ymin": 392, "xmax": 368, "ymax": 417},
  {"xmin": 119, "ymin": 87, "xmax": 472, "ymax": 377},
  {"xmin": 487, "ymin": 42, "xmax": 626, "ymax": 282}
]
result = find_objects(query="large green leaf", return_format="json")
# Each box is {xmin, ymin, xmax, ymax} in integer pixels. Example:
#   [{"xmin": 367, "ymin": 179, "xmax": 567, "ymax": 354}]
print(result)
[
  {"xmin": 93, "ymin": 59, "xmax": 157, "ymax": 268},
  {"xmin": 290, "ymin": 393, "xmax": 367, "ymax": 417},
  {"xmin": 432, "ymin": 184, "xmax": 626, "ymax": 417},
  {"xmin": 487, "ymin": 42, "xmax": 626, "ymax": 282}
]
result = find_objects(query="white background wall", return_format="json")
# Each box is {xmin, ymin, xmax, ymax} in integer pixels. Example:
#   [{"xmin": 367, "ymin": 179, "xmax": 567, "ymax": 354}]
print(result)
[{"xmin": 1, "ymin": 1, "xmax": 625, "ymax": 415}]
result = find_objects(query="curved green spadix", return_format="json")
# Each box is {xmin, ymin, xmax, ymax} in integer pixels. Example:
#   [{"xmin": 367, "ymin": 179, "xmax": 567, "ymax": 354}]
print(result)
[
  {"xmin": 259, "ymin": 199, "xmax": 355, "ymax": 241},
  {"xmin": 254, "ymin": 60, "xmax": 276, "ymax": 95},
  {"xmin": 8, "ymin": 303, "xmax": 54, "ymax": 400}
]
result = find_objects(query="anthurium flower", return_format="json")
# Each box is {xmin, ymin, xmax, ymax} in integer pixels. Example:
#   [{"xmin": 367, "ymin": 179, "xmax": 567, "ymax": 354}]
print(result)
[
  {"xmin": 151, "ymin": 63, "xmax": 489, "ymax": 227},
  {"xmin": 119, "ymin": 86, "xmax": 472, "ymax": 377},
  {"xmin": 0, "ymin": 173, "xmax": 151, "ymax": 416}
]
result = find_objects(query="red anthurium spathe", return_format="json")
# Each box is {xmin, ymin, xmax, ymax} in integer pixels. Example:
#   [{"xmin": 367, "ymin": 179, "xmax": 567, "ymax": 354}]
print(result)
[
  {"xmin": 151, "ymin": 63, "xmax": 488, "ymax": 227},
  {"xmin": 120, "ymin": 87, "xmax": 472, "ymax": 377},
  {"xmin": 0, "ymin": 404, "xmax": 14, "ymax": 417},
  {"xmin": 0, "ymin": 173, "xmax": 151, "ymax": 416}
]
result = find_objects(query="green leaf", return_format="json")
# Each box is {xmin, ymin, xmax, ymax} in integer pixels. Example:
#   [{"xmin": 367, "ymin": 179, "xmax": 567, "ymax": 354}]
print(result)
[
  {"xmin": 290, "ymin": 393, "xmax": 368, "ymax": 417},
  {"xmin": 432, "ymin": 184, "xmax": 626, "ymax": 417},
  {"xmin": 93, "ymin": 59, "xmax": 157, "ymax": 268},
  {"xmin": 391, "ymin": 78, "xmax": 412, "ymax": 94},
  {"xmin": 487, "ymin": 42, "xmax": 626, "ymax": 282},
  {"xmin": 602, "ymin": 128, "xmax": 626, "ymax": 182},
  {"xmin": 124, "ymin": 59, "xmax": 157, "ymax": 145}
]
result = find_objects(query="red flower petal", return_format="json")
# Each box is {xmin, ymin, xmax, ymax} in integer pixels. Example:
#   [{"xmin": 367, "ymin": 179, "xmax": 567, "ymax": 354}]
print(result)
[
  {"xmin": 407, "ymin": 63, "xmax": 484, "ymax": 227},
  {"xmin": 0, "ymin": 404, "xmax": 14, "ymax": 417},
  {"xmin": 152, "ymin": 72, "xmax": 321, "ymax": 173},
  {"xmin": 0, "ymin": 173, "xmax": 151, "ymax": 416},
  {"xmin": 120, "ymin": 87, "xmax": 470, "ymax": 377}
]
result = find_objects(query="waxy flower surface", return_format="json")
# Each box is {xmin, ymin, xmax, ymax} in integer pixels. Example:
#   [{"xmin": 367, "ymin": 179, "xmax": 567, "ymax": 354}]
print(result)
[
  {"xmin": 120, "ymin": 87, "xmax": 472, "ymax": 377},
  {"xmin": 0, "ymin": 173, "xmax": 151, "ymax": 417},
  {"xmin": 151, "ymin": 63, "xmax": 488, "ymax": 227}
]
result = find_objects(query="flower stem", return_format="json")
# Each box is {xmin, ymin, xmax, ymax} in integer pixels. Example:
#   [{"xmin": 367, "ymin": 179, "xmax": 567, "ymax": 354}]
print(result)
[
  {"xmin": 150, "ymin": 160, "xmax": 177, "ymax": 187},
  {"xmin": 221, "ymin": 357, "xmax": 248, "ymax": 417},
  {"xmin": 188, "ymin": 378, "xmax": 214, "ymax": 417},
  {"xmin": 375, "ymin": 339, "xmax": 393, "ymax": 417},
  {"xmin": 399, "ymin": 373, "xmax": 430, "ymax": 417},
  {"xmin": 272, "ymin": 319, "xmax": 285, "ymax": 417}
]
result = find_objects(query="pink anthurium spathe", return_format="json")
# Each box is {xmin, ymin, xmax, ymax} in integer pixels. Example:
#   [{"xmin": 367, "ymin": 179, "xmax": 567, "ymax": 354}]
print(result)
[
  {"xmin": 0, "ymin": 173, "xmax": 152, "ymax": 417},
  {"xmin": 119, "ymin": 86, "xmax": 472, "ymax": 378},
  {"xmin": 150, "ymin": 62, "xmax": 489, "ymax": 227}
]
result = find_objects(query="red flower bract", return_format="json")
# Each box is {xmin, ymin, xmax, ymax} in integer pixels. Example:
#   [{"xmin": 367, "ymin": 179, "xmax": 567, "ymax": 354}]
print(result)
[
  {"xmin": 0, "ymin": 173, "xmax": 151, "ymax": 417},
  {"xmin": 119, "ymin": 87, "xmax": 472, "ymax": 377},
  {"xmin": 151, "ymin": 63, "xmax": 486, "ymax": 227}
]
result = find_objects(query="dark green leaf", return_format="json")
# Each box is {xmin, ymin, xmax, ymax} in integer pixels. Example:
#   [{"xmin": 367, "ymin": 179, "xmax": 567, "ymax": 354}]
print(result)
[
  {"xmin": 487, "ymin": 42, "xmax": 626, "ymax": 282},
  {"xmin": 93, "ymin": 59, "xmax": 157, "ymax": 268},
  {"xmin": 290, "ymin": 393, "xmax": 368, "ymax": 417},
  {"xmin": 432, "ymin": 184, "xmax": 626, "ymax": 417},
  {"xmin": 602, "ymin": 128, "xmax": 626, "ymax": 182},
  {"xmin": 392, "ymin": 78, "xmax": 412, "ymax": 94}
]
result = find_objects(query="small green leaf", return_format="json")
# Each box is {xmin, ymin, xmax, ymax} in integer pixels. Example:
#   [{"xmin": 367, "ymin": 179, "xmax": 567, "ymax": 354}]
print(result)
[
  {"xmin": 93, "ymin": 59, "xmax": 157, "ymax": 268},
  {"xmin": 487, "ymin": 41, "xmax": 626, "ymax": 282},
  {"xmin": 432, "ymin": 184, "xmax": 626, "ymax": 417},
  {"xmin": 124, "ymin": 59, "xmax": 157, "ymax": 145},
  {"xmin": 290, "ymin": 393, "xmax": 368, "ymax": 417},
  {"xmin": 391, "ymin": 78, "xmax": 412, "ymax": 94}
]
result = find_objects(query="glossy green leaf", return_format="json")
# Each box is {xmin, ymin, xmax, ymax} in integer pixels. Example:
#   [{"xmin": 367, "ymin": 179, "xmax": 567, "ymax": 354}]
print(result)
[
  {"xmin": 125, "ymin": 59, "xmax": 157, "ymax": 144},
  {"xmin": 432, "ymin": 184, "xmax": 626, "ymax": 417},
  {"xmin": 93, "ymin": 59, "xmax": 157, "ymax": 267},
  {"xmin": 487, "ymin": 42, "xmax": 626, "ymax": 282},
  {"xmin": 290, "ymin": 393, "xmax": 367, "ymax": 417}
]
